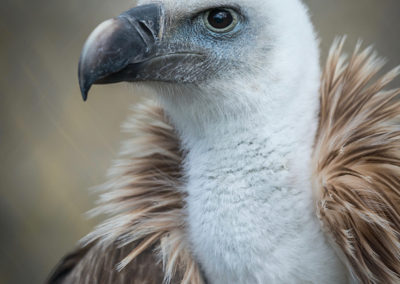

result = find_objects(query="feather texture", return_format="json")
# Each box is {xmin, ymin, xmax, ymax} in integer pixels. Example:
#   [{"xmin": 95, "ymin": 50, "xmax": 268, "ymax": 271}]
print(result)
[
  {"xmin": 47, "ymin": 103, "xmax": 203, "ymax": 284},
  {"xmin": 47, "ymin": 242, "xmax": 167, "ymax": 284},
  {"xmin": 313, "ymin": 38, "xmax": 400, "ymax": 283}
]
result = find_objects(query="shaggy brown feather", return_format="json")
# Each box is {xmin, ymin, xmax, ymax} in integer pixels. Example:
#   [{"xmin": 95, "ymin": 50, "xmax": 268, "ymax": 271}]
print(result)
[
  {"xmin": 313, "ymin": 38, "xmax": 400, "ymax": 283},
  {"xmin": 47, "ymin": 103, "xmax": 203, "ymax": 284},
  {"xmin": 47, "ymin": 242, "xmax": 169, "ymax": 284}
]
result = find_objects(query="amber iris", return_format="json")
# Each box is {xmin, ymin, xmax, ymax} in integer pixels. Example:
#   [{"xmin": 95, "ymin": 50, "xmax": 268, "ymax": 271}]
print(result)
[{"xmin": 207, "ymin": 9, "xmax": 234, "ymax": 30}]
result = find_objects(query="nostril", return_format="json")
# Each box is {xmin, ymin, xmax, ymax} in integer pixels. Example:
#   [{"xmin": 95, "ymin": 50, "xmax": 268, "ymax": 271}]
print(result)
[{"xmin": 139, "ymin": 21, "xmax": 155, "ymax": 40}]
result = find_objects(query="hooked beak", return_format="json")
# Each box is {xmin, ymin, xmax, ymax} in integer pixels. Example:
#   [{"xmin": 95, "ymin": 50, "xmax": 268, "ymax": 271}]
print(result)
[{"xmin": 78, "ymin": 4, "xmax": 162, "ymax": 101}]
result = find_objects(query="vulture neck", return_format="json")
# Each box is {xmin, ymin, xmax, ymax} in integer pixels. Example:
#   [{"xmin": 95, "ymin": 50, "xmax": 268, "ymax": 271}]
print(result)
[
  {"xmin": 159, "ymin": 73, "xmax": 346, "ymax": 283},
  {"xmin": 155, "ymin": 16, "xmax": 348, "ymax": 276}
]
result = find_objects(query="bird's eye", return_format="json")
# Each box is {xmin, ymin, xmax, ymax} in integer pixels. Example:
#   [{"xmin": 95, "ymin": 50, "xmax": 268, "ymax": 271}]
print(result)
[{"xmin": 204, "ymin": 8, "xmax": 238, "ymax": 33}]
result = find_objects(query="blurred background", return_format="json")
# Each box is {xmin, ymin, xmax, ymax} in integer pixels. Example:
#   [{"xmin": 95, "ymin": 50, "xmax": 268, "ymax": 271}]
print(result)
[{"xmin": 1, "ymin": 0, "xmax": 399, "ymax": 283}]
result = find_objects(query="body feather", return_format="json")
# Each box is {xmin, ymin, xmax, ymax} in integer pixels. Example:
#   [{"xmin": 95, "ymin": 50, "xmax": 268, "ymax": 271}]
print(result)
[
  {"xmin": 47, "ymin": 104, "xmax": 203, "ymax": 284},
  {"xmin": 48, "ymin": 242, "xmax": 167, "ymax": 284},
  {"xmin": 49, "ymin": 40, "xmax": 400, "ymax": 283}
]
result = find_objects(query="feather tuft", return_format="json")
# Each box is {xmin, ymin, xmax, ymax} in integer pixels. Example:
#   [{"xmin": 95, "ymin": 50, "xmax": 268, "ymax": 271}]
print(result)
[
  {"xmin": 313, "ymin": 37, "xmax": 400, "ymax": 283},
  {"xmin": 48, "ymin": 101, "xmax": 204, "ymax": 284},
  {"xmin": 88, "ymin": 101, "xmax": 203, "ymax": 283}
]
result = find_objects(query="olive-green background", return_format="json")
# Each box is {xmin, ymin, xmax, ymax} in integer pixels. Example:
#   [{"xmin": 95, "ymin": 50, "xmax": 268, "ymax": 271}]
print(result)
[{"xmin": 1, "ymin": 0, "xmax": 399, "ymax": 283}]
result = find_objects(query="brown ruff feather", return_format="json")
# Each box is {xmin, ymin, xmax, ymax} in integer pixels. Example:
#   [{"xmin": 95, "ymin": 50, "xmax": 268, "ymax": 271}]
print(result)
[
  {"xmin": 313, "ymin": 38, "xmax": 400, "ymax": 283},
  {"xmin": 48, "ymin": 103, "xmax": 203, "ymax": 284}
]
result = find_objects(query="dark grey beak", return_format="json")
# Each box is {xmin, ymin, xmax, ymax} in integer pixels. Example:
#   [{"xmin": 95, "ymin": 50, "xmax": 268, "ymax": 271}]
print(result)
[{"xmin": 78, "ymin": 4, "xmax": 162, "ymax": 101}]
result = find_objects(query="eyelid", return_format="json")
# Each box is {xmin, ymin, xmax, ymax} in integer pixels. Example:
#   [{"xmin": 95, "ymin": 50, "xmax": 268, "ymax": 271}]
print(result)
[{"xmin": 188, "ymin": 5, "xmax": 243, "ymax": 20}]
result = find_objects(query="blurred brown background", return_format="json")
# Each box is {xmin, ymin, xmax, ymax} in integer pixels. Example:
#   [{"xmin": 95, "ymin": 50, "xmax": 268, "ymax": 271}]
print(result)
[{"xmin": 0, "ymin": 0, "xmax": 399, "ymax": 283}]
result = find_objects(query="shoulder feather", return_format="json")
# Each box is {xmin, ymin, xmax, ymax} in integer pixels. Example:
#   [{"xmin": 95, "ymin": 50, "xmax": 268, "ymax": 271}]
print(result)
[
  {"xmin": 313, "ymin": 38, "xmax": 400, "ymax": 283},
  {"xmin": 48, "ymin": 102, "xmax": 203, "ymax": 284},
  {"xmin": 47, "ymin": 242, "xmax": 167, "ymax": 284}
]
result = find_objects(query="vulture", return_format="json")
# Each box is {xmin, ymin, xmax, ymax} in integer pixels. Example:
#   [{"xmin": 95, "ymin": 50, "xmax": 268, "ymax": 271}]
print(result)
[{"xmin": 48, "ymin": 0, "xmax": 400, "ymax": 283}]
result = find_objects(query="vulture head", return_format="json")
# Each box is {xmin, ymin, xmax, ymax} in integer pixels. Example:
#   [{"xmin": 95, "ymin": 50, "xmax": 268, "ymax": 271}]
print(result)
[{"xmin": 79, "ymin": 0, "xmax": 319, "ymax": 136}]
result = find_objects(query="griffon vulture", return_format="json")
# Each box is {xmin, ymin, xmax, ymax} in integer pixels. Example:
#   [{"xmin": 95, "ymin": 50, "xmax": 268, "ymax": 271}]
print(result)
[{"xmin": 48, "ymin": 0, "xmax": 400, "ymax": 283}]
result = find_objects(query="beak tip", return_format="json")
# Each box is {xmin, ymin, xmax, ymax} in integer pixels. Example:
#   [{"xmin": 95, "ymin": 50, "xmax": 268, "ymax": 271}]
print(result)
[
  {"xmin": 78, "ymin": 60, "xmax": 91, "ymax": 102},
  {"xmin": 80, "ymin": 84, "xmax": 90, "ymax": 102},
  {"xmin": 82, "ymin": 93, "xmax": 88, "ymax": 102}
]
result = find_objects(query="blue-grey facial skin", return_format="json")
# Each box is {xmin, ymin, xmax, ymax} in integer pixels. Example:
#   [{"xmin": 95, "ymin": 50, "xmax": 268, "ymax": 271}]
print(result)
[
  {"xmin": 153, "ymin": 6, "xmax": 257, "ymax": 85},
  {"xmin": 79, "ymin": 4, "xmax": 261, "ymax": 99}
]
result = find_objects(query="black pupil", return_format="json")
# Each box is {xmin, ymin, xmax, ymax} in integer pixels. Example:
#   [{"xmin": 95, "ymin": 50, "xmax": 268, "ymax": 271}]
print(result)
[{"xmin": 208, "ymin": 9, "xmax": 233, "ymax": 29}]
